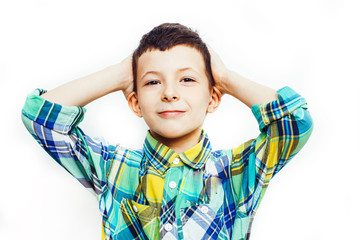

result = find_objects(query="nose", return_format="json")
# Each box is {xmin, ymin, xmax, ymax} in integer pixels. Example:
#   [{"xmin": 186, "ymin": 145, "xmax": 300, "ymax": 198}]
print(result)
[{"xmin": 161, "ymin": 83, "xmax": 179, "ymax": 102}]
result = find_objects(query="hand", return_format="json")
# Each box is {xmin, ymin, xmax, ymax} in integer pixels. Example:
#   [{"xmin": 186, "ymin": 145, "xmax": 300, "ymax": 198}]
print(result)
[
  {"xmin": 207, "ymin": 44, "xmax": 278, "ymax": 107},
  {"xmin": 112, "ymin": 54, "xmax": 134, "ymax": 99},
  {"xmin": 206, "ymin": 44, "xmax": 230, "ymax": 95}
]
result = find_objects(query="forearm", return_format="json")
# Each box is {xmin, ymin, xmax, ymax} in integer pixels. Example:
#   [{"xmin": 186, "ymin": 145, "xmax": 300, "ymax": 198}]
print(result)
[
  {"xmin": 206, "ymin": 44, "xmax": 278, "ymax": 108},
  {"xmin": 222, "ymin": 70, "xmax": 278, "ymax": 108},
  {"xmin": 41, "ymin": 65, "xmax": 120, "ymax": 106},
  {"xmin": 41, "ymin": 55, "xmax": 133, "ymax": 107}
]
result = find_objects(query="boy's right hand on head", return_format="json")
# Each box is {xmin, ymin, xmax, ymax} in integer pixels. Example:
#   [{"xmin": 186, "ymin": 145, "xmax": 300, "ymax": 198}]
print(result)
[{"xmin": 112, "ymin": 54, "xmax": 134, "ymax": 98}]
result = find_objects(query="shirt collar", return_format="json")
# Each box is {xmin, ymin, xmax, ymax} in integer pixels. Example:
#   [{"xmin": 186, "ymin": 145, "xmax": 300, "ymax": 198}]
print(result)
[{"xmin": 143, "ymin": 130, "xmax": 212, "ymax": 175}]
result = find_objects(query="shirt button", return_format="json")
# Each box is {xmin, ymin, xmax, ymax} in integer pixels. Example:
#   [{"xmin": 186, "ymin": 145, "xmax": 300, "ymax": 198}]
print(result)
[
  {"xmin": 201, "ymin": 206, "xmax": 209, "ymax": 214},
  {"xmin": 165, "ymin": 223, "xmax": 173, "ymax": 232},
  {"xmin": 173, "ymin": 157, "xmax": 180, "ymax": 165},
  {"xmin": 169, "ymin": 181, "xmax": 177, "ymax": 189},
  {"xmin": 133, "ymin": 205, "xmax": 138, "ymax": 212}
]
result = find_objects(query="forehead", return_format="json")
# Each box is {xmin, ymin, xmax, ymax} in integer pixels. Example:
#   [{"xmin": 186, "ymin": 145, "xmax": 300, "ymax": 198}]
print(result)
[{"xmin": 137, "ymin": 45, "xmax": 206, "ymax": 76}]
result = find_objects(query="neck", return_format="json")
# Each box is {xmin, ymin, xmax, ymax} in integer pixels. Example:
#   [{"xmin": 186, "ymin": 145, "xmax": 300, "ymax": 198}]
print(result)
[{"xmin": 150, "ymin": 129, "xmax": 202, "ymax": 153}]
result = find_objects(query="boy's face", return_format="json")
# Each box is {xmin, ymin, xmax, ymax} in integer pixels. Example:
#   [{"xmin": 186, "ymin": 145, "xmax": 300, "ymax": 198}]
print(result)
[{"xmin": 128, "ymin": 45, "xmax": 220, "ymax": 145}]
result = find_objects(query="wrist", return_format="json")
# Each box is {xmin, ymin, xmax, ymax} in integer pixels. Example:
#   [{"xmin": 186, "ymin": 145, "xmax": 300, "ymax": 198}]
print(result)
[
  {"xmin": 218, "ymin": 69, "xmax": 235, "ymax": 95},
  {"xmin": 106, "ymin": 64, "xmax": 133, "ymax": 92}
]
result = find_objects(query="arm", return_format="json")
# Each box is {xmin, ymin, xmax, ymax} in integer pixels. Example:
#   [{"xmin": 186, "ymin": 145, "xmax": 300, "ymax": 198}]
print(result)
[
  {"xmin": 41, "ymin": 54, "xmax": 133, "ymax": 106},
  {"xmin": 207, "ymin": 45, "xmax": 313, "ymax": 215},
  {"xmin": 21, "ymin": 54, "xmax": 134, "ymax": 197}
]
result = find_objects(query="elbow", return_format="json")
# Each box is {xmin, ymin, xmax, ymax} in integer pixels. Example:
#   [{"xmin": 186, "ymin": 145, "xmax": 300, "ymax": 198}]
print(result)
[{"xmin": 293, "ymin": 107, "xmax": 314, "ymax": 136}]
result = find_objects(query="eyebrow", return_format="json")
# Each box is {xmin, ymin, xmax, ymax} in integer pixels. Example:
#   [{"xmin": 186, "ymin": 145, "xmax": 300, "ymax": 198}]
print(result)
[{"xmin": 140, "ymin": 67, "xmax": 200, "ymax": 80}]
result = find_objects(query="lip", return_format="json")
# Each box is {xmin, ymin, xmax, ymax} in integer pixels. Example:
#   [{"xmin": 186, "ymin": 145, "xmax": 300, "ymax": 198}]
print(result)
[{"xmin": 158, "ymin": 110, "xmax": 186, "ymax": 118}]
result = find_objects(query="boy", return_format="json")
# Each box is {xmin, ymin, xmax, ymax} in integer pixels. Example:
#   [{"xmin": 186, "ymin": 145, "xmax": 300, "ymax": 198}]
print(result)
[{"xmin": 21, "ymin": 23, "xmax": 313, "ymax": 239}]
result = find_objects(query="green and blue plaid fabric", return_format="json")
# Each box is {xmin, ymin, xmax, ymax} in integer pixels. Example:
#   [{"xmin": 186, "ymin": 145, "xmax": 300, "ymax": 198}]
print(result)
[{"xmin": 21, "ymin": 86, "xmax": 313, "ymax": 240}]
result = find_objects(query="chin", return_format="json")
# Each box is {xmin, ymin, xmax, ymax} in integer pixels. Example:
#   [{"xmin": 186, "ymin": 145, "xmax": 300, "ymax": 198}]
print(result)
[
  {"xmin": 156, "ymin": 130, "xmax": 186, "ymax": 139},
  {"xmin": 152, "ymin": 126, "xmax": 201, "ymax": 140}
]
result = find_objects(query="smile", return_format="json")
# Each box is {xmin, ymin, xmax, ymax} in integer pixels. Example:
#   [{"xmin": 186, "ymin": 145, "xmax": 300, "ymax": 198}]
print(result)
[{"xmin": 158, "ymin": 110, "xmax": 186, "ymax": 118}]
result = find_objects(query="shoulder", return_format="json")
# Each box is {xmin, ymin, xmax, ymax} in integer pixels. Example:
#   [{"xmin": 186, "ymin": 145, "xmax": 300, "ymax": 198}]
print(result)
[
  {"xmin": 103, "ymin": 144, "xmax": 144, "ymax": 200},
  {"xmin": 107, "ymin": 145, "xmax": 143, "ymax": 180},
  {"xmin": 109, "ymin": 144, "xmax": 143, "ymax": 167}
]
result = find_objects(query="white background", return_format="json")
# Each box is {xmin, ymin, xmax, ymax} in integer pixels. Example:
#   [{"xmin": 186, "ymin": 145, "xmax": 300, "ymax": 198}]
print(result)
[{"xmin": 1, "ymin": 0, "xmax": 359, "ymax": 239}]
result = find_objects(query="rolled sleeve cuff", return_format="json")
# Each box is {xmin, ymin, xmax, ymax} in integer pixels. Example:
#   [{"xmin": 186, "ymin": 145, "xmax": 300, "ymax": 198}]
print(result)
[
  {"xmin": 251, "ymin": 86, "xmax": 308, "ymax": 131},
  {"xmin": 21, "ymin": 89, "xmax": 86, "ymax": 134}
]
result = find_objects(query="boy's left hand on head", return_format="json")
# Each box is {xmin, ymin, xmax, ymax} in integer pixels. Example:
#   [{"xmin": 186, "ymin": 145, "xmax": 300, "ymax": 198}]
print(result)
[{"xmin": 206, "ymin": 44, "xmax": 230, "ymax": 95}]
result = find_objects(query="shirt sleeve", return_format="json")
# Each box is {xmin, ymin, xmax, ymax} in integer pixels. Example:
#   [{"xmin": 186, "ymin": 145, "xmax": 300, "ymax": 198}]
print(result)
[
  {"xmin": 230, "ymin": 86, "xmax": 313, "ymax": 215},
  {"xmin": 21, "ymin": 89, "xmax": 115, "ymax": 197}
]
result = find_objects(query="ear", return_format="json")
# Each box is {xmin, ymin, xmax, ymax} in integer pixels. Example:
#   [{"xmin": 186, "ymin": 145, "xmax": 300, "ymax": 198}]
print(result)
[
  {"xmin": 127, "ymin": 91, "xmax": 143, "ymax": 118},
  {"xmin": 207, "ymin": 86, "xmax": 221, "ymax": 113}
]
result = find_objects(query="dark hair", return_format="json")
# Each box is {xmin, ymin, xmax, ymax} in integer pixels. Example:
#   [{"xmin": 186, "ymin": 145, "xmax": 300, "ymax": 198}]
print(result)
[{"xmin": 132, "ymin": 23, "xmax": 215, "ymax": 92}]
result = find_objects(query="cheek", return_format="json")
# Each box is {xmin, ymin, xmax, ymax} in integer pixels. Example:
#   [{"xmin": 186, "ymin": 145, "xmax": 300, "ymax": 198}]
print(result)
[
  {"xmin": 189, "ymin": 93, "xmax": 211, "ymax": 113},
  {"xmin": 137, "ymin": 95, "xmax": 152, "ymax": 116}
]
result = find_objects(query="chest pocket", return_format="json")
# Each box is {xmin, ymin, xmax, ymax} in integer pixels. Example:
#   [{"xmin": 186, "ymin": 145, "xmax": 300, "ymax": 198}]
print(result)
[
  {"xmin": 180, "ymin": 203, "xmax": 225, "ymax": 240},
  {"xmin": 113, "ymin": 198, "xmax": 158, "ymax": 240},
  {"xmin": 179, "ymin": 175, "xmax": 227, "ymax": 239}
]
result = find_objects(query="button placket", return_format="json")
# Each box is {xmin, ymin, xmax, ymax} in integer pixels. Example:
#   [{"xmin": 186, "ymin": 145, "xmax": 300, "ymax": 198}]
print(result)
[
  {"xmin": 160, "ymin": 165, "xmax": 181, "ymax": 237},
  {"xmin": 164, "ymin": 168, "xmax": 180, "ymax": 195}
]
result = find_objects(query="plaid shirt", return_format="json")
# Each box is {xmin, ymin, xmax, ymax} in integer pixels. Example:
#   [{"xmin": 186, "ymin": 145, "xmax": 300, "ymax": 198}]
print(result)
[{"xmin": 21, "ymin": 86, "xmax": 313, "ymax": 240}]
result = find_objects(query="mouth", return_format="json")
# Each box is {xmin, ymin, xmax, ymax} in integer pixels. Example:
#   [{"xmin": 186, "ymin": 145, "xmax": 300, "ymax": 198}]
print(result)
[{"xmin": 158, "ymin": 110, "xmax": 186, "ymax": 118}]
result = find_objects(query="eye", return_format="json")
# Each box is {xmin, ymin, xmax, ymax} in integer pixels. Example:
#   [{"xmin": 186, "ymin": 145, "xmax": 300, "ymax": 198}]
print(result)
[
  {"xmin": 145, "ymin": 80, "xmax": 160, "ymax": 86},
  {"xmin": 181, "ymin": 77, "xmax": 195, "ymax": 83}
]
